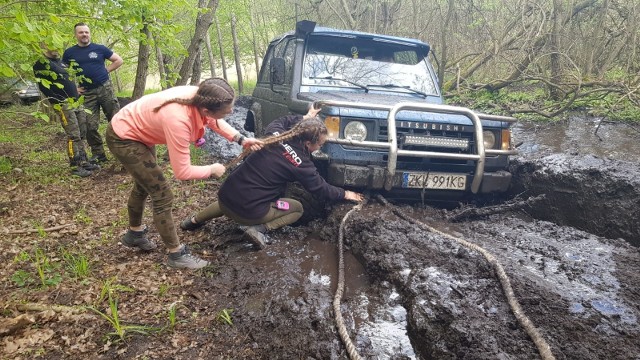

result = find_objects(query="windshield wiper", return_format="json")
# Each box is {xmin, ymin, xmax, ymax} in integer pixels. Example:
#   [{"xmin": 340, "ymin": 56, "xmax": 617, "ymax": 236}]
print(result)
[
  {"xmin": 368, "ymin": 84, "xmax": 427, "ymax": 98},
  {"xmin": 309, "ymin": 76, "xmax": 369, "ymax": 93}
]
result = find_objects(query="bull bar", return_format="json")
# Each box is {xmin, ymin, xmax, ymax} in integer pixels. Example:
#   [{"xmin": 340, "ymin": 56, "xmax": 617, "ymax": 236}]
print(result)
[{"xmin": 314, "ymin": 100, "xmax": 517, "ymax": 193}]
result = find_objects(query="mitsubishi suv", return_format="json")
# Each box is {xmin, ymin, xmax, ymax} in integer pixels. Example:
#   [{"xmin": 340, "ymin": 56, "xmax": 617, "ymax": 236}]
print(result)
[{"xmin": 245, "ymin": 21, "xmax": 517, "ymax": 201}]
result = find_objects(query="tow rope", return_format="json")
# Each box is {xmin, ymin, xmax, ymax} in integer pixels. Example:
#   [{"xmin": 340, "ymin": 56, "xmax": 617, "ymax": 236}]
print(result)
[
  {"xmin": 332, "ymin": 195, "xmax": 556, "ymax": 360},
  {"xmin": 333, "ymin": 202, "xmax": 364, "ymax": 360}
]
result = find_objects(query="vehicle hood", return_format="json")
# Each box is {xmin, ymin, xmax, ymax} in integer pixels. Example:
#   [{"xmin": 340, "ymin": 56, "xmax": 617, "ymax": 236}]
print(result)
[
  {"xmin": 299, "ymin": 90, "xmax": 441, "ymax": 106},
  {"xmin": 298, "ymin": 90, "xmax": 479, "ymax": 125}
]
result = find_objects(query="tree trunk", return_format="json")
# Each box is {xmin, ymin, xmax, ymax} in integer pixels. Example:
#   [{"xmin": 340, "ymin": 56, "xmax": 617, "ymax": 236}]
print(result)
[
  {"xmin": 548, "ymin": 0, "xmax": 563, "ymax": 101},
  {"xmin": 215, "ymin": 17, "xmax": 228, "ymax": 81},
  {"xmin": 445, "ymin": 0, "xmax": 597, "ymax": 92},
  {"xmin": 153, "ymin": 31, "xmax": 167, "ymax": 90},
  {"xmin": 438, "ymin": 0, "xmax": 455, "ymax": 90},
  {"xmin": 248, "ymin": 6, "xmax": 260, "ymax": 77},
  {"xmin": 176, "ymin": 0, "xmax": 219, "ymax": 85},
  {"xmin": 132, "ymin": 23, "xmax": 151, "ymax": 100},
  {"xmin": 231, "ymin": 14, "xmax": 243, "ymax": 94},
  {"xmin": 190, "ymin": 46, "xmax": 202, "ymax": 85},
  {"xmin": 205, "ymin": 30, "xmax": 217, "ymax": 77}
]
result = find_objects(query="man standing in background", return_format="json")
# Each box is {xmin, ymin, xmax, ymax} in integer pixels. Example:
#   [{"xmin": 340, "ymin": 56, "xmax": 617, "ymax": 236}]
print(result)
[
  {"xmin": 33, "ymin": 45, "xmax": 101, "ymax": 177},
  {"xmin": 63, "ymin": 22, "xmax": 123, "ymax": 164}
]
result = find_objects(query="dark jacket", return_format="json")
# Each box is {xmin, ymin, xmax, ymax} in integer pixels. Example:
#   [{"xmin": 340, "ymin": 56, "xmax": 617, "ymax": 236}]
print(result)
[
  {"xmin": 33, "ymin": 56, "xmax": 79, "ymax": 104},
  {"xmin": 218, "ymin": 115, "xmax": 345, "ymax": 219}
]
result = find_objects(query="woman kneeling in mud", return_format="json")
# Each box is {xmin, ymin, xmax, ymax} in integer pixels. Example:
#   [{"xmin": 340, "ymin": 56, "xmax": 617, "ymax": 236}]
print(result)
[
  {"xmin": 106, "ymin": 78, "xmax": 263, "ymax": 269},
  {"xmin": 180, "ymin": 106, "xmax": 363, "ymax": 248}
]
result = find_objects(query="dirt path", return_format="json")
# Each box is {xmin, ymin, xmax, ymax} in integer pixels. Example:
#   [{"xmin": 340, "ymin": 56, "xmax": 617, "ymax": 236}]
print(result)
[{"xmin": 1, "ymin": 103, "xmax": 639, "ymax": 359}]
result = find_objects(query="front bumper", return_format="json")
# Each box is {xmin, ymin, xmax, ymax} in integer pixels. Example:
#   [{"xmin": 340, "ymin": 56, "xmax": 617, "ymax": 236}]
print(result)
[{"xmin": 327, "ymin": 163, "xmax": 512, "ymax": 194}]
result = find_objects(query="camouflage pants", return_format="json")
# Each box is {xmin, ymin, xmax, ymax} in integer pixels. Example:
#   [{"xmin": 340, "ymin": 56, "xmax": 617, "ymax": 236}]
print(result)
[
  {"xmin": 56, "ymin": 104, "xmax": 88, "ymax": 167},
  {"xmin": 105, "ymin": 123, "xmax": 180, "ymax": 249},
  {"xmin": 83, "ymin": 80, "xmax": 119, "ymax": 157},
  {"xmin": 194, "ymin": 197, "xmax": 303, "ymax": 231}
]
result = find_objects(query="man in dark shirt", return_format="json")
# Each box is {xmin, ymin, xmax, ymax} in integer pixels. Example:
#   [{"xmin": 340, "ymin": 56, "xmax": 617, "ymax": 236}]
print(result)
[
  {"xmin": 33, "ymin": 46, "xmax": 100, "ymax": 177},
  {"xmin": 63, "ymin": 22, "xmax": 123, "ymax": 163}
]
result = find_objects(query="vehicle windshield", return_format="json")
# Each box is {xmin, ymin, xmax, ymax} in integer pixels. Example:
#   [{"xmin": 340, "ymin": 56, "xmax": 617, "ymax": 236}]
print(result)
[{"xmin": 301, "ymin": 34, "xmax": 438, "ymax": 96}]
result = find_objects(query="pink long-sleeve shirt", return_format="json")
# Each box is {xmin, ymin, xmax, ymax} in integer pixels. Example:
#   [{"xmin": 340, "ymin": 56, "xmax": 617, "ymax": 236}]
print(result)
[{"xmin": 110, "ymin": 86, "xmax": 238, "ymax": 180}]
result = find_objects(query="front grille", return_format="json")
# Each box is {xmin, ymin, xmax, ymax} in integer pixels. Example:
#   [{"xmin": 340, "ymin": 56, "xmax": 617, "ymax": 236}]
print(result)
[{"xmin": 379, "ymin": 125, "xmax": 476, "ymax": 154}]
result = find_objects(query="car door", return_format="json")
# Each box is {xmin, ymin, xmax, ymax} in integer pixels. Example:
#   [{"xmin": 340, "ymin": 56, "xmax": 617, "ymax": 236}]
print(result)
[{"xmin": 251, "ymin": 36, "xmax": 297, "ymax": 133}]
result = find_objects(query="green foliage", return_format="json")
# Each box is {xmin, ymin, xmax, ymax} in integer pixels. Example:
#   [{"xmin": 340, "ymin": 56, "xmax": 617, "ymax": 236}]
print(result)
[
  {"xmin": 11, "ymin": 247, "xmax": 62, "ymax": 288},
  {"xmin": 0, "ymin": 156, "xmax": 12, "ymax": 174},
  {"xmin": 162, "ymin": 301, "xmax": 188, "ymax": 331},
  {"xmin": 157, "ymin": 283, "xmax": 171, "ymax": 297},
  {"xmin": 89, "ymin": 287, "xmax": 160, "ymax": 341},
  {"xmin": 74, "ymin": 206, "xmax": 93, "ymax": 225},
  {"xmin": 216, "ymin": 308, "xmax": 234, "ymax": 326},
  {"xmin": 62, "ymin": 250, "xmax": 91, "ymax": 279},
  {"xmin": 11, "ymin": 269, "xmax": 34, "ymax": 287}
]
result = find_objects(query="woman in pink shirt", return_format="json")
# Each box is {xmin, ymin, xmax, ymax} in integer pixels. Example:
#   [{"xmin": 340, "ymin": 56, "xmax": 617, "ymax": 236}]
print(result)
[{"xmin": 105, "ymin": 78, "xmax": 262, "ymax": 269}]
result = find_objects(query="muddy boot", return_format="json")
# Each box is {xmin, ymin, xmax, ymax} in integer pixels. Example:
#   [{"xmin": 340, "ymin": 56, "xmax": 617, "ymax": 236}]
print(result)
[
  {"xmin": 71, "ymin": 166, "xmax": 92, "ymax": 178},
  {"xmin": 82, "ymin": 162, "xmax": 101, "ymax": 171},
  {"xmin": 180, "ymin": 214, "xmax": 205, "ymax": 231},
  {"xmin": 243, "ymin": 225, "xmax": 267, "ymax": 250},
  {"xmin": 80, "ymin": 153, "xmax": 100, "ymax": 171},
  {"xmin": 70, "ymin": 149, "xmax": 93, "ymax": 177},
  {"xmin": 90, "ymin": 154, "xmax": 108, "ymax": 164},
  {"xmin": 167, "ymin": 245, "xmax": 209, "ymax": 269},
  {"xmin": 121, "ymin": 227, "xmax": 157, "ymax": 251}
]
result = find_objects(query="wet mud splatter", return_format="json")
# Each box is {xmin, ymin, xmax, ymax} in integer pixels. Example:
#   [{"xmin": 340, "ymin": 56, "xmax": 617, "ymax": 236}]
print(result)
[{"xmin": 174, "ymin": 104, "xmax": 640, "ymax": 359}]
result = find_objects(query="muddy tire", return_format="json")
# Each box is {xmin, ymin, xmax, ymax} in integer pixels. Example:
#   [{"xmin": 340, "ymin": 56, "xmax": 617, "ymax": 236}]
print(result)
[
  {"xmin": 248, "ymin": 102, "xmax": 263, "ymax": 136},
  {"xmin": 284, "ymin": 182, "xmax": 327, "ymax": 224}
]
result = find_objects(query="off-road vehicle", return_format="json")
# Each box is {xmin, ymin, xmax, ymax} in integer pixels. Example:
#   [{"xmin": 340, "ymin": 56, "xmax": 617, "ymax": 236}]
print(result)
[{"xmin": 245, "ymin": 21, "xmax": 517, "ymax": 201}]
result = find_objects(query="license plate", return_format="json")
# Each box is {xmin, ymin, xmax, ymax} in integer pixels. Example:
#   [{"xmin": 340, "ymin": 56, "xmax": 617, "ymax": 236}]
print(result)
[{"xmin": 402, "ymin": 172, "xmax": 466, "ymax": 190}]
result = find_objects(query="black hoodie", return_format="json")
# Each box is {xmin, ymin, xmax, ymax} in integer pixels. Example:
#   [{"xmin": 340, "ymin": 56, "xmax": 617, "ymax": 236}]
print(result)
[
  {"xmin": 32, "ymin": 56, "xmax": 79, "ymax": 104},
  {"xmin": 218, "ymin": 115, "xmax": 345, "ymax": 219}
]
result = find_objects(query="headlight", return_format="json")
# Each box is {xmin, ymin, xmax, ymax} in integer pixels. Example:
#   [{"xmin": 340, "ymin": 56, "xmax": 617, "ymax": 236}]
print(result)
[
  {"xmin": 482, "ymin": 130, "xmax": 496, "ymax": 149},
  {"xmin": 19, "ymin": 90, "xmax": 27, "ymax": 94},
  {"xmin": 344, "ymin": 121, "xmax": 367, "ymax": 141}
]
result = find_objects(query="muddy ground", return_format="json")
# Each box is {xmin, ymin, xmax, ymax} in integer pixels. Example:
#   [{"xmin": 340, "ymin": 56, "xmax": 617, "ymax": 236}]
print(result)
[{"xmin": 1, "ymin": 100, "xmax": 639, "ymax": 359}]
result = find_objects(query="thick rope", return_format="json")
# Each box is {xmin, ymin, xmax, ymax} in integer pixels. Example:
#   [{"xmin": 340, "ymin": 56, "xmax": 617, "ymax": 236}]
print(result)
[
  {"xmin": 224, "ymin": 121, "xmax": 316, "ymax": 170},
  {"xmin": 376, "ymin": 194, "xmax": 556, "ymax": 360},
  {"xmin": 333, "ymin": 203, "xmax": 364, "ymax": 360}
]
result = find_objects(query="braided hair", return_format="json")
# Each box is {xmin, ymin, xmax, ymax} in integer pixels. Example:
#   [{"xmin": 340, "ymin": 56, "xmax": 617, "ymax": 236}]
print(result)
[
  {"xmin": 152, "ymin": 77, "xmax": 235, "ymax": 113},
  {"xmin": 225, "ymin": 116, "xmax": 327, "ymax": 169}
]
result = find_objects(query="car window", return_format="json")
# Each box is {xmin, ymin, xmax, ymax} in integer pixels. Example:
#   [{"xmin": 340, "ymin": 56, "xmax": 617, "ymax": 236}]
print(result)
[
  {"xmin": 282, "ymin": 39, "xmax": 296, "ymax": 85},
  {"xmin": 257, "ymin": 46, "xmax": 274, "ymax": 83},
  {"xmin": 257, "ymin": 37, "xmax": 296, "ymax": 85},
  {"xmin": 301, "ymin": 35, "xmax": 438, "ymax": 95}
]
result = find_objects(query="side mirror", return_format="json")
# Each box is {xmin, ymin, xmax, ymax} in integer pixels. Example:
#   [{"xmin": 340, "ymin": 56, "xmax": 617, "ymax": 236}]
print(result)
[{"xmin": 270, "ymin": 58, "xmax": 286, "ymax": 86}]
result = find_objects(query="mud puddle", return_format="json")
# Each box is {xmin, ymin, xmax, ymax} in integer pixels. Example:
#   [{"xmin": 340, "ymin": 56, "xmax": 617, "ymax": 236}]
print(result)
[
  {"xmin": 513, "ymin": 116, "xmax": 640, "ymax": 162},
  {"xmin": 196, "ymin": 101, "xmax": 639, "ymax": 359}
]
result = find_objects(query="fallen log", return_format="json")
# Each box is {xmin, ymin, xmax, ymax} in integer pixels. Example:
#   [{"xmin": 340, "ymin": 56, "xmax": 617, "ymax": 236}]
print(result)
[
  {"xmin": 447, "ymin": 194, "xmax": 546, "ymax": 222},
  {"xmin": 6, "ymin": 224, "xmax": 72, "ymax": 235}
]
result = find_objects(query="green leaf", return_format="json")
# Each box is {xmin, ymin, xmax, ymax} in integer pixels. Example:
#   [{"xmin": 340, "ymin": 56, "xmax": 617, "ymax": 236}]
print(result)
[{"xmin": 0, "ymin": 66, "xmax": 16, "ymax": 77}]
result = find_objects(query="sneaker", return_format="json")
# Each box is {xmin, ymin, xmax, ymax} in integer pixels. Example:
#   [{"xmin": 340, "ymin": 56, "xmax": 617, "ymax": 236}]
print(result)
[
  {"xmin": 121, "ymin": 227, "xmax": 157, "ymax": 251},
  {"xmin": 167, "ymin": 245, "xmax": 209, "ymax": 269},
  {"xmin": 243, "ymin": 226, "xmax": 267, "ymax": 250},
  {"xmin": 82, "ymin": 162, "xmax": 101, "ymax": 171},
  {"xmin": 180, "ymin": 214, "xmax": 205, "ymax": 231},
  {"xmin": 71, "ymin": 167, "xmax": 92, "ymax": 178},
  {"xmin": 90, "ymin": 154, "xmax": 108, "ymax": 164}
]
